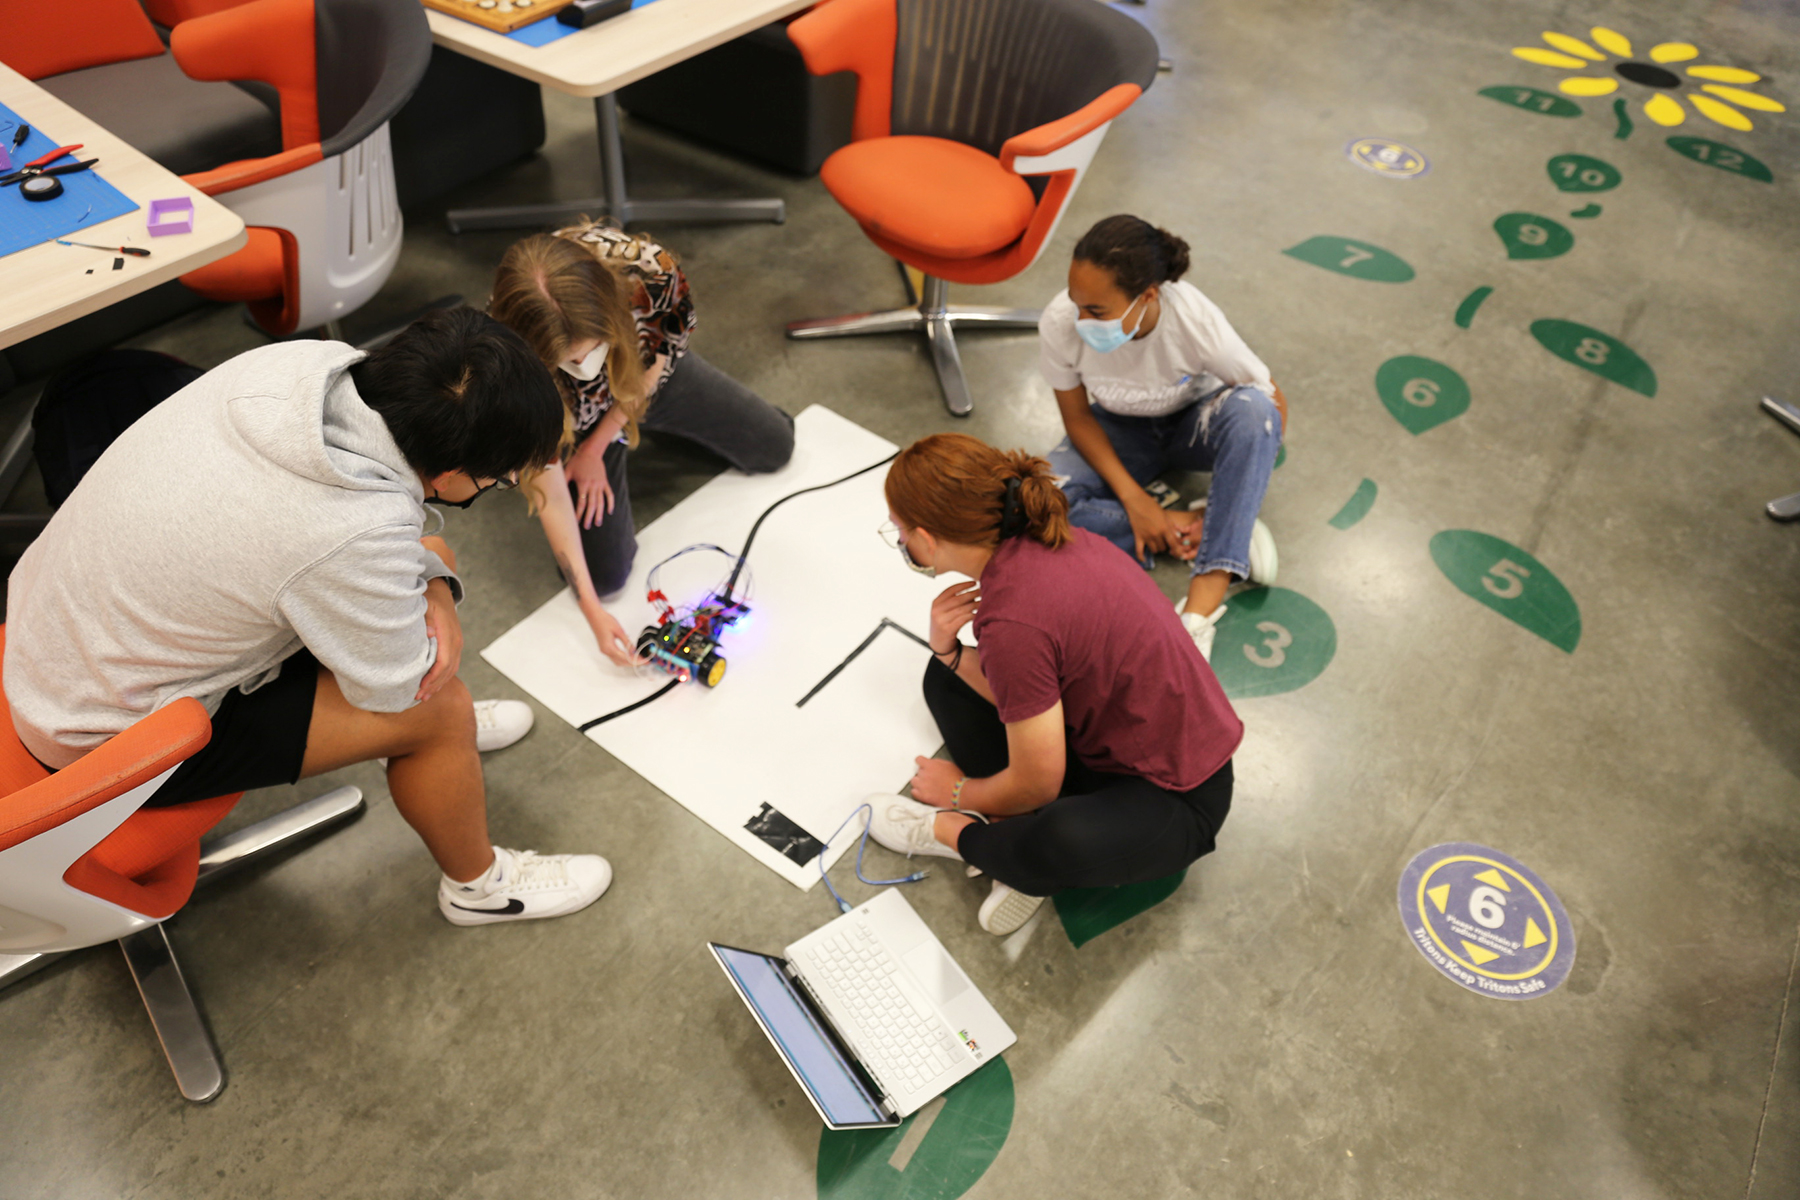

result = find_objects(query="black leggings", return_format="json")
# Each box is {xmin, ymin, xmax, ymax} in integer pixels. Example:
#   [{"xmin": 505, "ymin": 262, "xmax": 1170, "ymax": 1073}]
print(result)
[{"xmin": 923, "ymin": 658, "xmax": 1233, "ymax": 897}]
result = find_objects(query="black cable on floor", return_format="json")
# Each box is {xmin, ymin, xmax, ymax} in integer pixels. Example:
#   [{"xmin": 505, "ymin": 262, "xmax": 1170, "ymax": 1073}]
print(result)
[{"xmin": 577, "ymin": 450, "xmax": 901, "ymax": 731}]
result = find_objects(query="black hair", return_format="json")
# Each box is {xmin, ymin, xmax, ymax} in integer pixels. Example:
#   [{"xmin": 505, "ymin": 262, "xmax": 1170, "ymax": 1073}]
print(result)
[
  {"xmin": 353, "ymin": 306, "xmax": 564, "ymax": 482},
  {"xmin": 1072, "ymin": 214, "xmax": 1191, "ymax": 297}
]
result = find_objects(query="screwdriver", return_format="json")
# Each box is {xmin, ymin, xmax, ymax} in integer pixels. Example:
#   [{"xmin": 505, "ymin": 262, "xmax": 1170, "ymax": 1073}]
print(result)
[{"xmin": 55, "ymin": 239, "xmax": 152, "ymax": 257}]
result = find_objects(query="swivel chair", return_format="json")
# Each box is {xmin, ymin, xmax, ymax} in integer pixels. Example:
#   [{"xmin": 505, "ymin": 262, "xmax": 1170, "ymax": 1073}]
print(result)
[
  {"xmin": 5, "ymin": 0, "xmax": 430, "ymax": 338},
  {"xmin": 783, "ymin": 0, "xmax": 1160, "ymax": 416},
  {"xmin": 0, "ymin": 628, "xmax": 364, "ymax": 1102}
]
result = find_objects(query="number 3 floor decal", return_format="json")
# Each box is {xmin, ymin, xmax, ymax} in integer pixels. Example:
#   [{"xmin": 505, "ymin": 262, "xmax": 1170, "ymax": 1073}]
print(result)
[{"xmin": 1207, "ymin": 587, "xmax": 1338, "ymax": 699}]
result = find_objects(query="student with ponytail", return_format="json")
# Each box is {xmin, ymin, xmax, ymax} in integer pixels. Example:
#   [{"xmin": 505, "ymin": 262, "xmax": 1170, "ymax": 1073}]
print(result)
[
  {"xmin": 869, "ymin": 434, "xmax": 1242, "ymax": 934},
  {"xmin": 1041, "ymin": 214, "xmax": 1288, "ymax": 660}
]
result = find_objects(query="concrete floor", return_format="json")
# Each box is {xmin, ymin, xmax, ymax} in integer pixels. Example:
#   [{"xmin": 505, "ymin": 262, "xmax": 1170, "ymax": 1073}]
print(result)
[{"xmin": 5, "ymin": 0, "xmax": 1800, "ymax": 1196}]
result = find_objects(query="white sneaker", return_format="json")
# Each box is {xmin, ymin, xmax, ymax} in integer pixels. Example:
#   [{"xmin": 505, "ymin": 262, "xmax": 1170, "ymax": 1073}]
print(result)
[
  {"xmin": 475, "ymin": 699, "xmax": 534, "ymax": 752},
  {"xmin": 1247, "ymin": 519, "xmax": 1278, "ymax": 586},
  {"xmin": 1185, "ymin": 500, "xmax": 1277, "ymax": 586},
  {"xmin": 1177, "ymin": 599, "xmax": 1228, "ymax": 662},
  {"xmin": 977, "ymin": 881, "xmax": 1045, "ymax": 935},
  {"xmin": 437, "ymin": 846, "xmax": 613, "ymax": 926},
  {"xmin": 866, "ymin": 794, "xmax": 963, "ymax": 861}
]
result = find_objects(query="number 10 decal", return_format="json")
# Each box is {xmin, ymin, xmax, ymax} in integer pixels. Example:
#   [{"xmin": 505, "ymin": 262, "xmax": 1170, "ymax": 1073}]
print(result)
[{"xmin": 1429, "ymin": 531, "xmax": 1582, "ymax": 652}]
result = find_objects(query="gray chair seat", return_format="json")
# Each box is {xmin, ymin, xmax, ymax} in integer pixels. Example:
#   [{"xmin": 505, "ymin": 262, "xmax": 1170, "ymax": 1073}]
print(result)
[{"xmin": 37, "ymin": 52, "xmax": 280, "ymax": 177}]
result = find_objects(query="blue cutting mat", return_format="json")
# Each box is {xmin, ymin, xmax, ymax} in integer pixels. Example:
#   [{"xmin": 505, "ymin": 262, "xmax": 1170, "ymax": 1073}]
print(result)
[
  {"xmin": 504, "ymin": 0, "xmax": 663, "ymax": 46},
  {"xmin": 0, "ymin": 102, "xmax": 140, "ymax": 260}
]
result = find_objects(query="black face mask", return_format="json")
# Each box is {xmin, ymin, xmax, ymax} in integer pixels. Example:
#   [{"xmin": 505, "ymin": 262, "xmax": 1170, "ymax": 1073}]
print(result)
[{"xmin": 425, "ymin": 476, "xmax": 510, "ymax": 509}]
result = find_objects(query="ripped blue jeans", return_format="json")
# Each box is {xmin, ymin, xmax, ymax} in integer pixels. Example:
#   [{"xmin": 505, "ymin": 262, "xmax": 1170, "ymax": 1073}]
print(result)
[{"xmin": 1046, "ymin": 385, "xmax": 1282, "ymax": 578}]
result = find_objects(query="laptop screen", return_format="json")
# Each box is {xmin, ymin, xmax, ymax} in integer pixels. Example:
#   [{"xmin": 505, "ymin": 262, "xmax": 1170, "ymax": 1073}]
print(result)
[{"xmin": 711, "ymin": 945, "xmax": 890, "ymax": 1127}]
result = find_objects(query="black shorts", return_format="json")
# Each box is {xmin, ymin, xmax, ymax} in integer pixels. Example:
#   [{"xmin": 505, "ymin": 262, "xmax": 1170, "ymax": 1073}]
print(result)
[{"xmin": 147, "ymin": 650, "xmax": 320, "ymax": 807}]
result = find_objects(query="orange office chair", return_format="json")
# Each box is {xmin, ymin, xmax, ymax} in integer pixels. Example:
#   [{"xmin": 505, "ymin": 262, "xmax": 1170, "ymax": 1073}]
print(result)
[
  {"xmin": 0, "ymin": 628, "xmax": 363, "ymax": 1102},
  {"xmin": 784, "ymin": 0, "xmax": 1160, "ymax": 416},
  {"xmin": 3, "ymin": 0, "xmax": 429, "ymax": 338}
]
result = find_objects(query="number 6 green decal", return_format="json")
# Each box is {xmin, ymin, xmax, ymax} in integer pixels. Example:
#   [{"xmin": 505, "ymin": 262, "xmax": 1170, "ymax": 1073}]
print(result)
[{"xmin": 1430, "ymin": 531, "xmax": 1581, "ymax": 652}]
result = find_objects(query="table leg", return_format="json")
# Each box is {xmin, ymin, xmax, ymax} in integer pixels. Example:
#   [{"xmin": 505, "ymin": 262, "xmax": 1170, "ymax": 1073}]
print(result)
[{"xmin": 447, "ymin": 95, "xmax": 786, "ymax": 233}]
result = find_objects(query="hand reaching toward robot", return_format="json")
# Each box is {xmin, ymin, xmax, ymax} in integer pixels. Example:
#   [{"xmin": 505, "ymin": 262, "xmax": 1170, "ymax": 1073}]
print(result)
[{"xmin": 582, "ymin": 598, "xmax": 641, "ymax": 668}]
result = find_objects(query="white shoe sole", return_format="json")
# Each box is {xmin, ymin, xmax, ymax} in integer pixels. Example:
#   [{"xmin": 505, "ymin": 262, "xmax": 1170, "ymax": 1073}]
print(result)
[
  {"xmin": 979, "ymin": 884, "xmax": 1045, "ymax": 935},
  {"xmin": 1248, "ymin": 519, "xmax": 1278, "ymax": 586},
  {"xmin": 438, "ymin": 858, "xmax": 613, "ymax": 926}
]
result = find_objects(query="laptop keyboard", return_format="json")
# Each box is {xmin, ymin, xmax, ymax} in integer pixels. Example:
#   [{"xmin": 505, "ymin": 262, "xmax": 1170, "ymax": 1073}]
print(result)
[{"xmin": 801, "ymin": 924, "xmax": 966, "ymax": 1094}]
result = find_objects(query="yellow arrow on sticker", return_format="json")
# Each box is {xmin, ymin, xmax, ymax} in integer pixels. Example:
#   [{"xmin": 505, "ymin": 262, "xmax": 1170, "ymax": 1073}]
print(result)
[
  {"xmin": 1473, "ymin": 868, "xmax": 1511, "ymax": 891},
  {"xmin": 1522, "ymin": 917, "xmax": 1547, "ymax": 949},
  {"xmin": 1461, "ymin": 940, "xmax": 1500, "ymax": 965},
  {"xmin": 1427, "ymin": 884, "xmax": 1451, "ymax": 913}
]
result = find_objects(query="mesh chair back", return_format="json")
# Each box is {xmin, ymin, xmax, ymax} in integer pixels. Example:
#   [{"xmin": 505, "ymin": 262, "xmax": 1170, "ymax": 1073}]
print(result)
[{"xmin": 890, "ymin": 0, "xmax": 1159, "ymax": 157}]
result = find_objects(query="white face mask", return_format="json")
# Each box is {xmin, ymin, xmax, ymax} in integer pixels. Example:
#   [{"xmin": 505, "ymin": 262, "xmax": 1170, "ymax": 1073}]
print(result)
[{"xmin": 559, "ymin": 342, "xmax": 609, "ymax": 382}]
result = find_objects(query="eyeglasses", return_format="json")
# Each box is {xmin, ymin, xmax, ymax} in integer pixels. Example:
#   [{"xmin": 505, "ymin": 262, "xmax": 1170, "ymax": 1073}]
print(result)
[
  {"xmin": 471, "ymin": 472, "xmax": 521, "ymax": 498},
  {"xmin": 877, "ymin": 521, "xmax": 905, "ymax": 550}
]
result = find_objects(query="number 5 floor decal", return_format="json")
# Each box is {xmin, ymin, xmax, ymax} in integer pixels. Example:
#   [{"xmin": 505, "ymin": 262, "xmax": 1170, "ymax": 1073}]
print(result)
[{"xmin": 1429, "ymin": 530, "xmax": 1581, "ymax": 652}]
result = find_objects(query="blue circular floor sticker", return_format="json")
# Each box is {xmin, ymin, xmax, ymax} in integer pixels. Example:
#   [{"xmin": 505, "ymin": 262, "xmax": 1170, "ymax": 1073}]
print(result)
[{"xmin": 1397, "ymin": 843, "xmax": 1574, "ymax": 1000}]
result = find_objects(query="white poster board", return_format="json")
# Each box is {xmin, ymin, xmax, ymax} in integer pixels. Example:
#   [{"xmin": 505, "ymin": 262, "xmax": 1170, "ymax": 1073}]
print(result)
[{"xmin": 481, "ymin": 406, "xmax": 952, "ymax": 888}]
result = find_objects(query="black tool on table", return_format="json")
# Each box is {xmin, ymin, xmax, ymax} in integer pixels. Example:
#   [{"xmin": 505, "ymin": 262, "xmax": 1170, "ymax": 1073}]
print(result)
[
  {"xmin": 2, "ymin": 144, "xmax": 98, "ymax": 188},
  {"xmin": 9, "ymin": 125, "xmax": 27, "ymax": 155},
  {"xmin": 557, "ymin": 0, "xmax": 631, "ymax": 27}
]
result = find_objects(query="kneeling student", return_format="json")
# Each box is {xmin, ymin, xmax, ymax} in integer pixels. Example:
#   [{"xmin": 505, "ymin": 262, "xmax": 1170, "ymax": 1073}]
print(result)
[
  {"xmin": 868, "ymin": 434, "xmax": 1242, "ymax": 934},
  {"xmin": 4, "ymin": 308, "xmax": 612, "ymax": 926}
]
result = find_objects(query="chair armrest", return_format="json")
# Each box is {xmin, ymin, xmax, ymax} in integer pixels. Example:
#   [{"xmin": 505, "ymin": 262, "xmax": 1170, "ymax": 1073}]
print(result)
[
  {"xmin": 0, "ymin": 699, "xmax": 211, "ymax": 854},
  {"xmin": 786, "ymin": 0, "xmax": 896, "ymax": 142},
  {"xmin": 144, "ymin": 0, "xmax": 261, "ymax": 23},
  {"xmin": 1000, "ymin": 84, "xmax": 1143, "ymax": 175},
  {"xmin": 171, "ymin": 0, "xmax": 319, "ymax": 150},
  {"xmin": 182, "ymin": 143, "xmax": 323, "ymax": 196}
]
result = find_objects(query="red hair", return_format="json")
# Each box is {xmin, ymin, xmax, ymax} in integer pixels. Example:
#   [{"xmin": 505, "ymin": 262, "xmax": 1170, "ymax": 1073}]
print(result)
[{"xmin": 885, "ymin": 434, "xmax": 1071, "ymax": 549}]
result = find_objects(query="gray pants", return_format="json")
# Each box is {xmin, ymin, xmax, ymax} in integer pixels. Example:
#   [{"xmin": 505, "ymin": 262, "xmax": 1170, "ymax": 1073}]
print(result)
[{"xmin": 574, "ymin": 351, "xmax": 794, "ymax": 596}]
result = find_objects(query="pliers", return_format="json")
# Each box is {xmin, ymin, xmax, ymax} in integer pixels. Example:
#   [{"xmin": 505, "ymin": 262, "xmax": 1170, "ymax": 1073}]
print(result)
[{"xmin": 1, "ymin": 144, "xmax": 97, "ymax": 187}]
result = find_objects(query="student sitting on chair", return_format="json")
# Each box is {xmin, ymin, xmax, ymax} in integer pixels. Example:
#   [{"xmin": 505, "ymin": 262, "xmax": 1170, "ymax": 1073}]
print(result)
[
  {"xmin": 487, "ymin": 220, "xmax": 795, "ymax": 667},
  {"xmin": 1042, "ymin": 214, "xmax": 1288, "ymax": 660},
  {"xmin": 4, "ymin": 308, "xmax": 613, "ymax": 927},
  {"xmin": 867, "ymin": 434, "xmax": 1242, "ymax": 934}
]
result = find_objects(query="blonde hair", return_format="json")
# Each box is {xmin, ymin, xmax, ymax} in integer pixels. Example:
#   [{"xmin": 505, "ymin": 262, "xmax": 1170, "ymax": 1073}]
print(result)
[{"xmin": 488, "ymin": 231, "xmax": 650, "ymax": 459}]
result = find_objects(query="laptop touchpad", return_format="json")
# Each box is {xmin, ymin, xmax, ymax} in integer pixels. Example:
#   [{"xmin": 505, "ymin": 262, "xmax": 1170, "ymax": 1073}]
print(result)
[{"xmin": 903, "ymin": 942, "xmax": 973, "ymax": 1007}]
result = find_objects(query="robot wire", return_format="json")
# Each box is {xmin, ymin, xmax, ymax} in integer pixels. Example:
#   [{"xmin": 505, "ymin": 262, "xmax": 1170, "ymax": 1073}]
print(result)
[
  {"xmin": 575, "ymin": 450, "xmax": 902, "ymax": 730},
  {"xmin": 817, "ymin": 802, "xmax": 929, "ymax": 914}
]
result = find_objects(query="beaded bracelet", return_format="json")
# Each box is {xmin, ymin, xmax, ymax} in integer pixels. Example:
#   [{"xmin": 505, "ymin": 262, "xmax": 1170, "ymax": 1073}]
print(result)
[{"xmin": 950, "ymin": 776, "xmax": 967, "ymax": 810}]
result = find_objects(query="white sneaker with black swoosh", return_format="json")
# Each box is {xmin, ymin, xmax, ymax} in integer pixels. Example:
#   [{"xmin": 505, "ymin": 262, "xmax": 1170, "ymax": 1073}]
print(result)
[{"xmin": 438, "ymin": 845, "xmax": 613, "ymax": 926}]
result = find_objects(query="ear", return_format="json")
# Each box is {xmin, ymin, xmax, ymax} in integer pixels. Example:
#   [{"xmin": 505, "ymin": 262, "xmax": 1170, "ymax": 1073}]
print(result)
[
  {"xmin": 423, "ymin": 470, "xmax": 460, "ymax": 498},
  {"xmin": 910, "ymin": 526, "xmax": 941, "ymax": 565}
]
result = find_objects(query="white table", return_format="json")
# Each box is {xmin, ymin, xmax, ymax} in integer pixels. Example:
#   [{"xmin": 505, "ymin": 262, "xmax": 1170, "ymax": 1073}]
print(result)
[
  {"xmin": 0, "ymin": 63, "xmax": 247, "ymax": 531},
  {"xmin": 426, "ymin": 0, "xmax": 814, "ymax": 231}
]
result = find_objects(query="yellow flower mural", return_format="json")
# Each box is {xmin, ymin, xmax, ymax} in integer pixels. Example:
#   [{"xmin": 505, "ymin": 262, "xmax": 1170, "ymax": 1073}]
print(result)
[{"xmin": 1511, "ymin": 26, "xmax": 1785, "ymax": 131}]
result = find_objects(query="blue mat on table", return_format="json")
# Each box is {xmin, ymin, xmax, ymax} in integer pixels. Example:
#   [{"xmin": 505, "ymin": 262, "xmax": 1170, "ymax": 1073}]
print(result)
[
  {"xmin": 0, "ymin": 101, "xmax": 139, "ymax": 260},
  {"xmin": 504, "ymin": 0, "xmax": 663, "ymax": 46}
]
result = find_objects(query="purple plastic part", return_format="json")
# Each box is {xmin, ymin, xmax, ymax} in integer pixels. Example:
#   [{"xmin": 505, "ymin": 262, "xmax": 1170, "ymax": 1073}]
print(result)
[{"xmin": 146, "ymin": 196, "xmax": 194, "ymax": 237}]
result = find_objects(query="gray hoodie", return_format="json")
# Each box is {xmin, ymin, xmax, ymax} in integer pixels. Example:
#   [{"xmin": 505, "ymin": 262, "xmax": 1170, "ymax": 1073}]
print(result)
[{"xmin": 5, "ymin": 340, "xmax": 460, "ymax": 769}]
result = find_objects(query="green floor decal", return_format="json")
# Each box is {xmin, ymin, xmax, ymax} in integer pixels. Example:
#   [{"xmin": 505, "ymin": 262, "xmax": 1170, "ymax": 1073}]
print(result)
[
  {"xmin": 1666, "ymin": 136, "xmax": 1773, "ymax": 181},
  {"xmin": 1429, "ymin": 530, "xmax": 1581, "ymax": 652},
  {"xmin": 1055, "ymin": 870, "xmax": 1188, "ymax": 948},
  {"xmin": 1453, "ymin": 286, "xmax": 1493, "ymax": 328},
  {"xmin": 1493, "ymin": 212, "xmax": 1573, "ymax": 259},
  {"xmin": 1477, "ymin": 85, "xmax": 1582, "ymax": 118},
  {"xmin": 1546, "ymin": 153, "xmax": 1621, "ymax": 193},
  {"xmin": 1281, "ymin": 237, "xmax": 1414, "ymax": 282},
  {"xmin": 1529, "ymin": 319, "xmax": 1657, "ymax": 396},
  {"xmin": 1207, "ymin": 587, "xmax": 1338, "ymax": 699},
  {"xmin": 1376, "ymin": 355, "xmax": 1471, "ymax": 435},
  {"xmin": 1568, "ymin": 203, "xmax": 1602, "ymax": 218},
  {"xmin": 1610, "ymin": 97, "xmax": 1632, "ymax": 139},
  {"xmin": 1328, "ymin": 479, "xmax": 1378, "ymax": 529},
  {"xmin": 817, "ymin": 1059, "xmax": 1014, "ymax": 1200}
]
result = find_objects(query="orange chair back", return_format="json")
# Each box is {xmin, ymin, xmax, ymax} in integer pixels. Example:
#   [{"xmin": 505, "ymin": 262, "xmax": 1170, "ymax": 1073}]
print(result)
[{"xmin": 0, "ymin": 0, "xmax": 167, "ymax": 81}]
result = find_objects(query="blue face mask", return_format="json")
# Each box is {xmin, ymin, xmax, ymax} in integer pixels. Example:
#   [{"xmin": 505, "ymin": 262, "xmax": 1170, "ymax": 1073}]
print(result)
[{"xmin": 1075, "ymin": 292, "xmax": 1148, "ymax": 353}]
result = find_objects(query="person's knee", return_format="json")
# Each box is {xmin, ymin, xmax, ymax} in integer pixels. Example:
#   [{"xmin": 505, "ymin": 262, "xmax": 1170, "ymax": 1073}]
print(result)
[
  {"xmin": 591, "ymin": 549, "xmax": 636, "ymax": 598},
  {"xmin": 738, "ymin": 409, "xmax": 796, "ymax": 475},
  {"xmin": 1226, "ymin": 386, "xmax": 1283, "ymax": 444}
]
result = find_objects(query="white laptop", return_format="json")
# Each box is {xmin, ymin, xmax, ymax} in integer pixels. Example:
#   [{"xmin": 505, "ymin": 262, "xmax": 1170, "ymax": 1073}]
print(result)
[{"xmin": 709, "ymin": 889, "xmax": 1016, "ymax": 1129}]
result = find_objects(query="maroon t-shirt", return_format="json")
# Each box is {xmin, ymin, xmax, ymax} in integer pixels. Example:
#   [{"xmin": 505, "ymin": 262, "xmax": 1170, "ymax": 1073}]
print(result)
[{"xmin": 972, "ymin": 529, "xmax": 1242, "ymax": 792}]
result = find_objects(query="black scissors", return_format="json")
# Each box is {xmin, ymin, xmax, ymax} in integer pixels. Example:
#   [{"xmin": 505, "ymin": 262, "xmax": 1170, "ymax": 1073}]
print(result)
[{"xmin": 1, "ymin": 144, "xmax": 97, "ymax": 187}]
